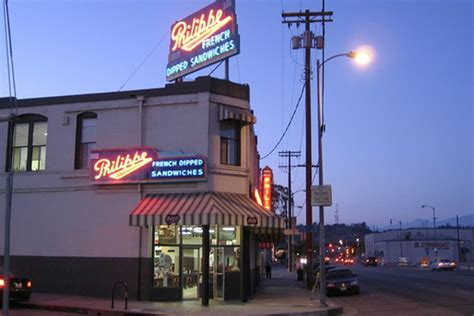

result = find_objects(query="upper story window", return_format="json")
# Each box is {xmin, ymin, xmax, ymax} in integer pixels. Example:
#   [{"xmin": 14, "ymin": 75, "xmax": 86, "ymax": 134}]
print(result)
[
  {"xmin": 7, "ymin": 114, "xmax": 48, "ymax": 172},
  {"xmin": 75, "ymin": 112, "xmax": 97, "ymax": 169},
  {"xmin": 220, "ymin": 120, "xmax": 241, "ymax": 166}
]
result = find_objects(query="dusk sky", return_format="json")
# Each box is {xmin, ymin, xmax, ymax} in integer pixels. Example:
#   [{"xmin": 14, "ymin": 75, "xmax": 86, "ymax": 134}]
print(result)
[{"xmin": 1, "ymin": 0, "xmax": 472, "ymax": 227}]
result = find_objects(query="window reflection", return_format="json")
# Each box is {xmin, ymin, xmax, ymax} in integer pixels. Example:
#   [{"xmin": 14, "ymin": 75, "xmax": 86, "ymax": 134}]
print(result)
[{"xmin": 153, "ymin": 246, "xmax": 179, "ymax": 288}]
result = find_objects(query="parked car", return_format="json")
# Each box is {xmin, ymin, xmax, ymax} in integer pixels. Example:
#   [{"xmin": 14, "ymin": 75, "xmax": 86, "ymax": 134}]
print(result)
[
  {"xmin": 326, "ymin": 268, "xmax": 360, "ymax": 296},
  {"xmin": 429, "ymin": 259, "xmax": 456, "ymax": 271},
  {"xmin": 419, "ymin": 256, "xmax": 430, "ymax": 268},
  {"xmin": 315, "ymin": 265, "xmax": 336, "ymax": 275},
  {"xmin": 0, "ymin": 267, "xmax": 32, "ymax": 304},
  {"xmin": 364, "ymin": 256, "xmax": 378, "ymax": 267},
  {"xmin": 398, "ymin": 257, "xmax": 408, "ymax": 266}
]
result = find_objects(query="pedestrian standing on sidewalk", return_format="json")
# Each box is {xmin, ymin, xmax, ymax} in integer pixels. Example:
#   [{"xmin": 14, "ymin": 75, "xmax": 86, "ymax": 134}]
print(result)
[
  {"xmin": 265, "ymin": 258, "xmax": 272, "ymax": 278},
  {"xmin": 296, "ymin": 260, "xmax": 303, "ymax": 281}
]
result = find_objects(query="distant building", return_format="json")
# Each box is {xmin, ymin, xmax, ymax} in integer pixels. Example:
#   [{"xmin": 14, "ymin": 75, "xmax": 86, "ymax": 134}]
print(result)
[{"xmin": 365, "ymin": 227, "xmax": 473, "ymax": 265}]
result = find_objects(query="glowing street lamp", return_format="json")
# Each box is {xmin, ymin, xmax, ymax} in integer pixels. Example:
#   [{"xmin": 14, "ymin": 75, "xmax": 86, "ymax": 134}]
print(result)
[{"xmin": 315, "ymin": 48, "xmax": 372, "ymax": 306}]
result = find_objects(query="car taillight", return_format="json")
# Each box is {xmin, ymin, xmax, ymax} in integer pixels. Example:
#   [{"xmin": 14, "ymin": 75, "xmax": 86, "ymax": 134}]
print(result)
[
  {"xmin": 0, "ymin": 279, "xmax": 4, "ymax": 288},
  {"xmin": 375, "ymin": 259, "xmax": 378, "ymax": 262},
  {"xmin": 27, "ymin": 281, "xmax": 32, "ymax": 288}
]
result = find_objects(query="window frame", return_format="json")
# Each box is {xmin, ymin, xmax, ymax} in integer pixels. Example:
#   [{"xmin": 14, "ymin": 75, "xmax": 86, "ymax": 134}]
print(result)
[
  {"xmin": 6, "ymin": 114, "xmax": 48, "ymax": 172},
  {"xmin": 220, "ymin": 120, "xmax": 242, "ymax": 166},
  {"xmin": 75, "ymin": 112, "xmax": 97, "ymax": 170}
]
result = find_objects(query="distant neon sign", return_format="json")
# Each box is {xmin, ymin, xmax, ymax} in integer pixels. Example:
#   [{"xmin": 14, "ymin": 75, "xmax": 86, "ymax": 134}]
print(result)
[
  {"xmin": 261, "ymin": 166, "xmax": 273, "ymax": 212},
  {"xmin": 90, "ymin": 147, "xmax": 207, "ymax": 184},
  {"xmin": 166, "ymin": 0, "xmax": 240, "ymax": 81}
]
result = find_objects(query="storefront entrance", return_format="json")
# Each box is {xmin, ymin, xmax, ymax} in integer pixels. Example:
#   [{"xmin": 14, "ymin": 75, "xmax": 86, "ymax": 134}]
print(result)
[
  {"xmin": 182, "ymin": 246, "xmax": 202, "ymax": 299},
  {"xmin": 152, "ymin": 224, "xmax": 245, "ymax": 301},
  {"xmin": 211, "ymin": 247, "xmax": 225, "ymax": 299}
]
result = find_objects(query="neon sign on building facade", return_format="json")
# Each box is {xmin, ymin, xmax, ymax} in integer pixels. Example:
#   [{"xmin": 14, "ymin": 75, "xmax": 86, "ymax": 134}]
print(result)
[
  {"xmin": 166, "ymin": 0, "xmax": 240, "ymax": 81},
  {"xmin": 90, "ymin": 147, "xmax": 206, "ymax": 184},
  {"xmin": 261, "ymin": 166, "xmax": 273, "ymax": 212}
]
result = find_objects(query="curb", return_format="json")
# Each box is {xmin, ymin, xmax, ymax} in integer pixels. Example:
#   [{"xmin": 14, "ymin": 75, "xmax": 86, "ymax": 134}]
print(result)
[
  {"xmin": 16, "ymin": 301, "xmax": 165, "ymax": 315},
  {"xmin": 17, "ymin": 301, "xmax": 342, "ymax": 316}
]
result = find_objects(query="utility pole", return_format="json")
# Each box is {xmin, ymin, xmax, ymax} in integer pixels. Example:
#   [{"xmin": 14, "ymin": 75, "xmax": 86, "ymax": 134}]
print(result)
[
  {"xmin": 282, "ymin": 9, "xmax": 333, "ymax": 302},
  {"xmin": 279, "ymin": 150, "xmax": 301, "ymax": 272},
  {"xmin": 456, "ymin": 215, "xmax": 461, "ymax": 264}
]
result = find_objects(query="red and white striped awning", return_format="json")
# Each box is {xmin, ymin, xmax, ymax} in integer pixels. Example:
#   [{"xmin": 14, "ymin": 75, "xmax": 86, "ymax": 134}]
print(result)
[{"xmin": 129, "ymin": 192, "xmax": 284, "ymax": 228}]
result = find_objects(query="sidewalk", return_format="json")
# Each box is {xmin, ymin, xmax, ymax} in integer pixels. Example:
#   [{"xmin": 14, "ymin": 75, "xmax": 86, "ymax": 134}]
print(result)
[{"xmin": 18, "ymin": 266, "xmax": 342, "ymax": 315}]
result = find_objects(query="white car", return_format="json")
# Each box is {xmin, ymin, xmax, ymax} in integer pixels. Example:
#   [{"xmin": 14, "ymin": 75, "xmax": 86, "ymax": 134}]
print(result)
[{"xmin": 429, "ymin": 259, "xmax": 456, "ymax": 271}]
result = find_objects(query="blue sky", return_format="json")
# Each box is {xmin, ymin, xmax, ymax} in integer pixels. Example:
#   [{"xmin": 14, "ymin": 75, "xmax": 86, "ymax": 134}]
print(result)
[{"xmin": 1, "ymin": 0, "xmax": 472, "ymax": 227}]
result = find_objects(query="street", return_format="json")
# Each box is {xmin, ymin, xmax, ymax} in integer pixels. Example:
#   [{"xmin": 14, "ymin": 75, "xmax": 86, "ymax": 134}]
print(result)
[{"xmin": 331, "ymin": 265, "xmax": 474, "ymax": 316}]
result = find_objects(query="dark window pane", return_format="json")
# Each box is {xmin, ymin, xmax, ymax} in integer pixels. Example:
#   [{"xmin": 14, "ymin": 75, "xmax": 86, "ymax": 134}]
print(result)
[
  {"xmin": 220, "ymin": 121, "xmax": 241, "ymax": 166},
  {"xmin": 81, "ymin": 118, "xmax": 97, "ymax": 143}
]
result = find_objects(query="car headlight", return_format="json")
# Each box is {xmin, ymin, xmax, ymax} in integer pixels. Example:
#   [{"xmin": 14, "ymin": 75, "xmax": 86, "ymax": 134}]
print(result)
[{"xmin": 350, "ymin": 280, "xmax": 358, "ymax": 286}]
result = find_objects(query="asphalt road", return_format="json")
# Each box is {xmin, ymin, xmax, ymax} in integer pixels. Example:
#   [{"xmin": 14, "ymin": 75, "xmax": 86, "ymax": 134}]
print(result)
[{"xmin": 330, "ymin": 264, "xmax": 474, "ymax": 316}]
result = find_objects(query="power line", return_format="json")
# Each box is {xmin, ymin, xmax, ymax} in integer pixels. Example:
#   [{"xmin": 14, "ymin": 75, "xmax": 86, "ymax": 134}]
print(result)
[
  {"xmin": 117, "ymin": 31, "xmax": 167, "ymax": 91},
  {"xmin": 208, "ymin": 60, "xmax": 224, "ymax": 76},
  {"xmin": 260, "ymin": 83, "xmax": 305, "ymax": 160}
]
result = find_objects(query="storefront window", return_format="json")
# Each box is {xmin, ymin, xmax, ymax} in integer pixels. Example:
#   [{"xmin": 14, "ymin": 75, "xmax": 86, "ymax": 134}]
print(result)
[
  {"xmin": 153, "ymin": 246, "xmax": 179, "ymax": 288},
  {"xmin": 155, "ymin": 225, "xmax": 179, "ymax": 244},
  {"xmin": 218, "ymin": 226, "xmax": 240, "ymax": 245},
  {"xmin": 225, "ymin": 247, "xmax": 240, "ymax": 272},
  {"xmin": 181, "ymin": 225, "xmax": 203, "ymax": 245}
]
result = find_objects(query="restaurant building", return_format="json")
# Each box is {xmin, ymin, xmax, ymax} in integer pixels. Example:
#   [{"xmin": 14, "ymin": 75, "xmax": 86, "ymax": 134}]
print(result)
[{"xmin": 0, "ymin": 76, "xmax": 284, "ymax": 302}]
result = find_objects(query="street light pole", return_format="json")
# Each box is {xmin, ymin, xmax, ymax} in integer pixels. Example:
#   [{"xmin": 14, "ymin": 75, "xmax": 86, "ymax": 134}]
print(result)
[
  {"xmin": 356, "ymin": 238, "xmax": 360, "ymax": 256},
  {"xmin": 316, "ymin": 58, "xmax": 327, "ymax": 306},
  {"xmin": 315, "ymin": 50, "xmax": 369, "ymax": 306},
  {"xmin": 390, "ymin": 218, "xmax": 403, "ymax": 258},
  {"xmin": 421, "ymin": 204, "xmax": 436, "ymax": 240}
]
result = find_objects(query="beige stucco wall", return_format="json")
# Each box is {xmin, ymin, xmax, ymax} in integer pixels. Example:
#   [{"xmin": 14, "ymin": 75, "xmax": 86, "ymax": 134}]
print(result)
[{"xmin": 0, "ymin": 83, "xmax": 258, "ymax": 258}]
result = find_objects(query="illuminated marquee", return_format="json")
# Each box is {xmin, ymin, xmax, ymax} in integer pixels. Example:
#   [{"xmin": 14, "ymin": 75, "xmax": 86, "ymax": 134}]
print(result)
[
  {"xmin": 166, "ymin": 0, "xmax": 240, "ymax": 81},
  {"xmin": 261, "ymin": 166, "xmax": 273, "ymax": 212},
  {"xmin": 90, "ymin": 147, "xmax": 207, "ymax": 184}
]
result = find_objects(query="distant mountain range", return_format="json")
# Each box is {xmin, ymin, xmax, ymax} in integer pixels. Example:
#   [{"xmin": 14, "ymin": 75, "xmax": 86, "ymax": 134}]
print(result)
[{"xmin": 380, "ymin": 214, "xmax": 474, "ymax": 230}]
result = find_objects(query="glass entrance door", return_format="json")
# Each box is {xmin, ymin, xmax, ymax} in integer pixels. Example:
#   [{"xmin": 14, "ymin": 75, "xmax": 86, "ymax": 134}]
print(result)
[
  {"xmin": 182, "ymin": 246, "xmax": 201, "ymax": 299},
  {"xmin": 211, "ymin": 247, "xmax": 225, "ymax": 299}
]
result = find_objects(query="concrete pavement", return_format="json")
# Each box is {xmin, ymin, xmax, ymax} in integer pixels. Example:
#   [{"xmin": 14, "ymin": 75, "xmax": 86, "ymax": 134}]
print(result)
[{"xmin": 16, "ymin": 265, "xmax": 342, "ymax": 315}]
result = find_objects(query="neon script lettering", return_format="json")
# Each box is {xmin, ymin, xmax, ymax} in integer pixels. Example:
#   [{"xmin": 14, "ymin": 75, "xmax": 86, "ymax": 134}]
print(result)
[
  {"xmin": 171, "ymin": 9, "xmax": 232, "ymax": 52},
  {"xmin": 94, "ymin": 152, "xmax": 153, "ymax": 180}
]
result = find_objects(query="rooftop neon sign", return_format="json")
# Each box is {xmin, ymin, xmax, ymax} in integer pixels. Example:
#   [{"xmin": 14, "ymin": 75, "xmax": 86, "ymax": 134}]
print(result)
[
  {"xmin": 171, "ymin": 9, "xmax": 233, "ymax": 52},
  {"xmin": 90, "ymin": 147, "xmax": 207, "ymax": 184},
  {"xmin": 166, "ymin": 0, "xmax": 240, "ymax": 81}
]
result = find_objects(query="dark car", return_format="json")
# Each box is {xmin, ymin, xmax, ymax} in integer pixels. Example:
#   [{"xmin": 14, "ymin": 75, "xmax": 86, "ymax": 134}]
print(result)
[
  {"xmin": 315, "ymin": 265, "xmax": 336, "ymax": 275},
  {"xmin": 0, "ymin": 267, "xmax": 32, "ymax": 304},
  {"xmin": 364, "ymin": 256, "xmax": 378, "ymax": 267},
  {"xmin": 326, "ymin": 268, "xmax": 359, "ymax": 296}
]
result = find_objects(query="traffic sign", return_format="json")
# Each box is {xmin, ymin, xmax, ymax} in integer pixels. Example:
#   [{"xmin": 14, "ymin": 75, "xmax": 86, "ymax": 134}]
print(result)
[{"xmin": 311, "ymin": 185, "xmax": 332, "ymax": 206}]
